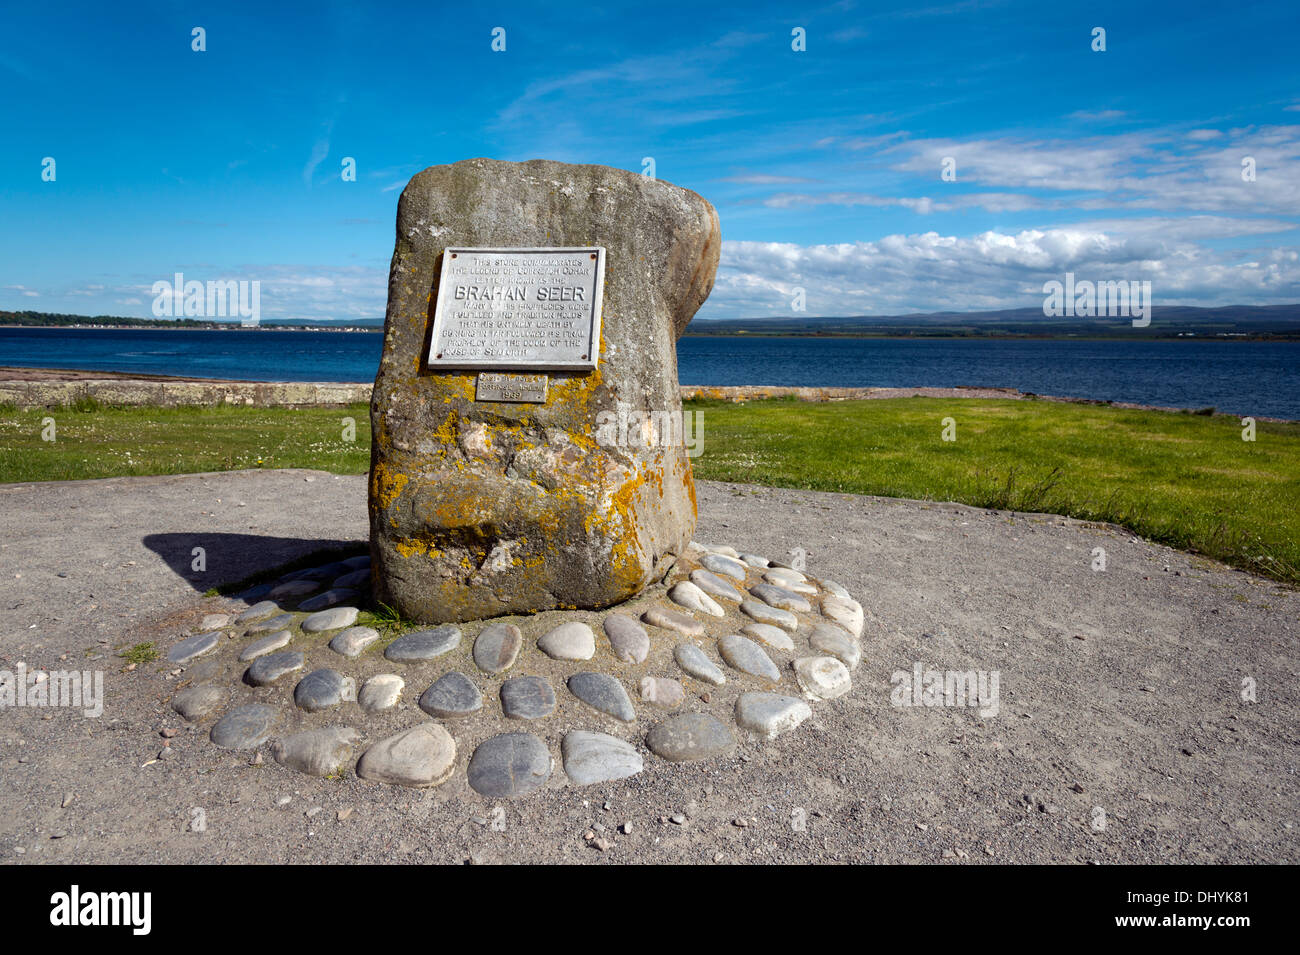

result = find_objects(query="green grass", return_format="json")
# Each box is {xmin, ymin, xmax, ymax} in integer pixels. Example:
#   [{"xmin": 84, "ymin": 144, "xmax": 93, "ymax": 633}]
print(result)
[
  {"xmin": 0, "ymin": 401, "xmax": 371, "ymax": 481},
  {"xmin": 118, "ymin": 642, "xmax": 160, "ymax": 665},
  {"xmin": 1, "ymin": 395, "xmax": 1296, "ymax": 586},
  {"xmin": 685, "ymin": 396, "xmax": 1300, "ymax": 585}
]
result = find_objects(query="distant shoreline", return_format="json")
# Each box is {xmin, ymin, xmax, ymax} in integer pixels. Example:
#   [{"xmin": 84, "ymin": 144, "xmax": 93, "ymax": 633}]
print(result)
[{"xmin": 2, "ymin": 324, "xmax": 1295, "ymax": 341}]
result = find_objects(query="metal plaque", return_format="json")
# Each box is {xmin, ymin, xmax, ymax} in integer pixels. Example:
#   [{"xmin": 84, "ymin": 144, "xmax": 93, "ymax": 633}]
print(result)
[
  {"xmin": 475, "ymin": 372, "xmax": 548, "ymax": 403},
  {"xmin": 427, "ymin": 247, "xmax": 605, "ymax": 371}
]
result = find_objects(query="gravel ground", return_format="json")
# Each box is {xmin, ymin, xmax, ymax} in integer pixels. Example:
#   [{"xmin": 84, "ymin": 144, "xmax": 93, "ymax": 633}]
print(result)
[{"xmin": 0, "ymin": 469, "xmax": 1296, "ymax": 864}]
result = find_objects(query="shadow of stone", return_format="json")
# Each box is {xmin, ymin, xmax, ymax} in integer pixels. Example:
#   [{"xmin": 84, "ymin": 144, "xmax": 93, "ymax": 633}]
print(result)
[{"xmin": 142, "ymin": 532, "xmax": 365, "ymax": 594}]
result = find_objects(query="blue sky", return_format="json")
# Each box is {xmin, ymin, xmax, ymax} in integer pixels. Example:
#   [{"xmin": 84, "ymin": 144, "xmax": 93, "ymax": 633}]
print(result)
[{"xmin": 2, "ymin": 0, "xmax": 1298, "ymax": 321}]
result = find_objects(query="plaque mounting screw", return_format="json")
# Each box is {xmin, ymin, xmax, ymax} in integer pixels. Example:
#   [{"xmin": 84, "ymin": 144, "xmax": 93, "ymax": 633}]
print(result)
[
  {"xmin": 590, "ymin": 253, "xmax": 597, "ymax": 259},
  {"xmin": 436, "ymin": 353, "xmax": 443, "ymax": 359},
  {"xmin": 450, "ymin": 253, "xmax": 458, "ymax": 258}
]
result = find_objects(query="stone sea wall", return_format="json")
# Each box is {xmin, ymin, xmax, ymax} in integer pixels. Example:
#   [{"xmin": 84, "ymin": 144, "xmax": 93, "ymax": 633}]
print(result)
[{"xmin": 1, "ymin": 373, "xmax": 1025, "ymax": 410}]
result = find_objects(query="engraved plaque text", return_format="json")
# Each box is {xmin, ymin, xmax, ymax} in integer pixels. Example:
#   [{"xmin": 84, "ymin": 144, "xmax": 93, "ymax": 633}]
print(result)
[
  {"xmin": 427, "ymin": 247, "xmax": 604, "ymax": 371},
  {"xmin": 476, "ymin": 373, "xmax": 548, "ymax": 403}
]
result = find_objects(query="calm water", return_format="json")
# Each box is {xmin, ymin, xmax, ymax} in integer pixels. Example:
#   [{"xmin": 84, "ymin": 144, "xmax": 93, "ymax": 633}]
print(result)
[{"xmin": 2, "ymin": 327, "xmax": 1297, "ymax": 419}]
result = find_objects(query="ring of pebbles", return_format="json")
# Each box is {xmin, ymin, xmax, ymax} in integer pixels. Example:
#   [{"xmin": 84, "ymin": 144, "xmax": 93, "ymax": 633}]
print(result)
[{"xmin": 164, "ymin": 543, "xmax": 868, "ymax": 796}]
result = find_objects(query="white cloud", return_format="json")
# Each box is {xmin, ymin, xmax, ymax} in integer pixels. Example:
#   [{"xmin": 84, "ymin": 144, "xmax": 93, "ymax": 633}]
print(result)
[{"xmin": 704, "ymin": 226, "xmax": 1300, "ymax": 318}]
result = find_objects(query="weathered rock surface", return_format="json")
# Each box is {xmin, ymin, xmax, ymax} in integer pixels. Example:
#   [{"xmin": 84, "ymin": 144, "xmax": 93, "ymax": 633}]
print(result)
[
  {"xmin": 369, "ymin": 158, "xmax": 720, "ymax": 623},
  {"xmin": 735, "ymin": 692, "xmax": 812, "ymax": 740},
  {"xmin": 271, "ymin": 726, "xmax": 360, "ymax": 777},
  {"xmin": 356, "ymin": 723, "xmax": 457, "ymax": 787},
  {"xmin": 561, "ymin": 731, "xmax": 643, "ymax": 786},
  {"xmin": 210, "ymin": 704, "xmax": 280, "ymax": 749},
  {"xmin": 467, "ymin": 732, "xmax": 552, "ymax": 797},
  {"xmin": 603, "ymin": 614, "xmax": 650, "ymax": 664},
  {"xmin": 472, "ymin": 622, "xmax": 523, "ymax": 673},
  {"xmin": 645, "ymin": 712, "xmax": 734, "ymax": 762}
]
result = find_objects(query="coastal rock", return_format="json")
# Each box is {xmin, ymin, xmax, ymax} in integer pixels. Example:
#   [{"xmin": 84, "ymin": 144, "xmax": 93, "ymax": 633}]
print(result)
[
  {"xmin": 642, "ymin": 606, "xmax": 705, "ymax": 637},
  {"xmin": 561, "ymin": 731, "xmax": 643, "ymax": 786},
  {"xmin": 210, "ymin": 704, "xmax": 280, "ymax": 749},
  {"xmin": 419, "ymin": 671, "xmax": 483, "ymax": 718},
  {"xmin": 735, "ymin": 692, "xmax": 812, "ymax": 740},
  {"xmin": 472, "ymin": 622, "xmax": 523, "ymax": 674},
  {"xmin": 271, "ymin": 726, "xmax": 361, "ymax": 777},
  {"xmin": 358, "ymin": 674, "xmax": 404, "ymax": 713},
  {"xmin": 793, "ymin": 655, "xmax": 852, "ymax": 700},
  {"xmin": 646, "ymin": 713, "xmax": 734, "ymax": 762},
  {"xmin": 718, "ymin": 634, "xmax": 781, "ymax": 683},
  {"xmin": 603, "ymin": 614, "xmax": 650, "ymax": 664},
  {"xmin": 669, "ymin": 581, "xmax": 725, "ymax": 617},
  {"xmin": 384, "ymin": 626, "xmax": 461, "ymax": 663},
  {"xmin": 167, "ymin": 632, "xmax": 219, "ymax": 665},
  {"xmin": 673, "ymin": 643, "xmax": 726, "ymax": 686},
  {"xmin": 239, "ymin": 630, "xmax": 291, "ymax": 661},
  {"xmin": 537, "ymin": 621, "xmax": 595, "ymax": 661},
  {"xmin": 369, "ymin": 158, "xmax": 719, "ymax": 623},
  {"xmin": 356, "ymin": 723, "xmax": 457, "ymax": 787},
  {"xmin": 467, "ymin": 732, "xmax": 553, "ymax": 798},
  {"xmin": 329, "ymin": 626, "xmax": 380, "ymax": 658},
  {"xmin": 567, "ymin": 672, "xmax": 635, "ymax": 721}
]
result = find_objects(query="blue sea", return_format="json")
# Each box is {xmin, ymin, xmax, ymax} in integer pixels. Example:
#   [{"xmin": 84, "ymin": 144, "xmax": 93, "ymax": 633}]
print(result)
[{"xmin": 2, "ymin": 326, "xmax": 1297, "ymax": 419}]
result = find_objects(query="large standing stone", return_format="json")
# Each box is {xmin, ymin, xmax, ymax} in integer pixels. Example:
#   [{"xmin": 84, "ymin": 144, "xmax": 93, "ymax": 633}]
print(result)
[
  {"xmin": 368, "ymin": 158, "xmax": 720, "ymax": 623},
  {"xmin": 467, "ymin": 732, "xmax": 553, "ymax": 798},
  {"xmin": 356, "ymin": 723, "xmax": 457, "ymax": 787}
]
